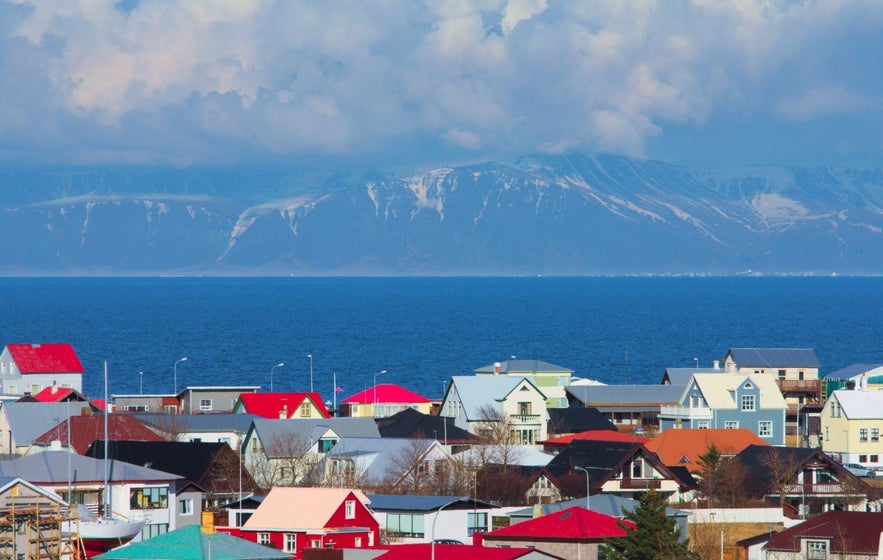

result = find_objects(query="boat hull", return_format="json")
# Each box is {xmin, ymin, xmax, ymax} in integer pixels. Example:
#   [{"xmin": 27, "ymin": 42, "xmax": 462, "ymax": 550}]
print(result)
[{"xmin": 64, "ymin": 518, "xmax": 145, "ymax": 558}]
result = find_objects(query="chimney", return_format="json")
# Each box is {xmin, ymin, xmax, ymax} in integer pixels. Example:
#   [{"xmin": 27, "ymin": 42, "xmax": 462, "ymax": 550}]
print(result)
[
  {"xmin": 51, "ymin": 381, "xmax": 58, "ymax": 394},
  {"xmin": 49, "ymin": 440, "xmax": 62, "ymax": 451},
  {"xmin": 494, "ymin": 362, "xmax": 501, "ymax": 375},
  {"xmin": 81, "ymin": 406, "xmax": 92, "ymax": 416},
  {"xmin": 279, "ymin": 404, "xmax": 288, "ymax": 419},
  {"xmin": 713, "ymin": 360, "xmax": 720, "ymax": 370},
  {"xmin": 201, "ymin": 511, "xmax": 216, "ymax": 534}
]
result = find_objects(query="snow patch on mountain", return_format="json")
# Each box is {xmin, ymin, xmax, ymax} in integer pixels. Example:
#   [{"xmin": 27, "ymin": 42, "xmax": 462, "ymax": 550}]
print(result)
[{"xmin": 751, "ymin": 193, "xmax": 809, "ymax": 221}]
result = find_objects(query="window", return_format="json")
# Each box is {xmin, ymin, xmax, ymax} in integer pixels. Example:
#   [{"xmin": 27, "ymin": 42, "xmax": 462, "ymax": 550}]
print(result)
[
  {"xmin": 285, "ymin": 534, "xmax": 297, "ymax": 552},
  {"xmin": 697, "ymin": 421, "xmax": 709, "ymax": 429},
  {"xmin": 724, "ymin": 421, "xmax": 740, "ymax": 429},
  {"xmin": 31, "ymin": 384, "xmax": 41, "ymax": 395},
  {"xmin": 130, "ymin": 487, "xmax": 168, "ymax": 510},
  {"xmin": 387, "ymin": 513, "xmax": 425, "ymax": 537},
  {"xmin": 872, "ymin": 428, "xmax": 880, "ymax": 442},
  {"xmin": 872, "ymin": 455, "xmax": 879, "ymax": 463},
  {"xmin": 354, "ymin": 537, "xmax": 362, "ymax": 547},
  {"xmin": 125, "ymin": 405, "xmax": 149, "ymax": 412},
  {"xmin": 798, "ymin": 371, "xmax": 805, "ymax": 381},
  {"xmin": 467, "ymin": 512, "xmax": 488, "ymax": 536},
  {"xmin": 178, "ymin": 498, "xmax": 193, "ymax": 515},
  {"xmin": 518, "ymin": 402, "xmax": 532, "ymax": 416},
  {"xmin": 257, "ymin": 533, "xmax": 270, "ymax": 546},
  {"xmin": 631, "ymin": 458, "xmax": 644, "ymax": 478},
  {"xmin": 741, "ymin": 395, "xmax": 756, "ymax": 411},
  {"xmin": 345, "ymin": 500, "xmax": 356, "ymax": 519},
  {"xmin": 860, "ymin": 454, "xmax": 868, "ymax": 463},
  {"xmin": 318, "ymin": 438, "xmax": 335, "ymax": 453},
  {"xmin": 860, "ymin": 428, "xmax": 869, "ymax": 442},
  {"xmin": 806, "ymin": 540, "xmax": 828, "ymax": 560},
  {"xmin": 199, "ymin": 399, "xmax": 212, "ymax": 411},
  {"xmin": 310, "ymin": 538, "xmax": 320, "ymax": 548},
  {"xmin": 830, "ymin": 402, "xmax": 841, "ymax": 418},
  {"xmin": 300, "ymin": 402, "xmax": 311, "ymax": 417},
  {"xmin": 758, "ymin": 421, "xmax": 773, "ymax": 438},
  {"xmin": 140, "ymin": 523, "xmax": 168, "ymax": 540},
  {"xmin": 778, "ymin": 369, "xmax": 786, "ymax": 380},
  {"xmin": 164, "ymin": 404, "xmax": 178, "ymax": 414}
]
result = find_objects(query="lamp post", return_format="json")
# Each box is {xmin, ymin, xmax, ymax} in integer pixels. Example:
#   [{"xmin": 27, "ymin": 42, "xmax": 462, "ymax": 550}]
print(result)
[
  {"xmin": 174, "ymin": 357, "xmax": 188, "ymax": 395},
  {"xmin": 373, "ymin": 369, "xmax": 387, "ymax": 414},
  {"xmin": 139, "ymin": 371, "xmax": 148, "ymax": 395},
  {"xmin": 575, "ymin": 466, "xmax": 590, "ymax": 511},
  {"xmin": 307, "ymin": 354, "xmax": 314, "ymax": 393},
  {"xmin": 270, "ymin": 362, "xmax": 285, "ymax": 393},
  {"xmin": 431, "ymin": 496, "xmax": 467, "ymax": 560}
]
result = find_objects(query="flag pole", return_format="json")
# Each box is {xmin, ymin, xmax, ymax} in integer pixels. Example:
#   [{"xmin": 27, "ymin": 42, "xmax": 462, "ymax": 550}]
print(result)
[{"xmin": 333, "ymin": 371, "xmax": 337, "ymax": 416}]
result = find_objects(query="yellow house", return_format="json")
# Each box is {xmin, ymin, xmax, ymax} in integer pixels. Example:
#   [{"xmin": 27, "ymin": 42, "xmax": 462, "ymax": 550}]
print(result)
[
  {"xmin": 338, "ymin": 384, "xmax": 432, "ymax": 418},
  {"xmin": 821, "ymin": 388, "xmax": 883, "ymax": 469}
]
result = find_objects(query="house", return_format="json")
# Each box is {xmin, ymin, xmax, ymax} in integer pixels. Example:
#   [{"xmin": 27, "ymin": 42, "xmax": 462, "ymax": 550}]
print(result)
[
  {"xmin": 820, "ymin": 388, "xmax": 883, "ymax": 468},
  {"xmin": 0, "ymin": 401, "xmax": 100, "ymax": 455},
  {"xmin": 134, "ymin": 412, "xmax": 259, "ymax": 451},
  {"xmin": 0, "ymin": 343, "xmax": 85, "ymax": 396},
  {"xmin": 112, "ymin": 393, "xmax": 183, "ymax": 414},
  {"xmin": 661, "ymin": 365, "xmax": 724, "ymax": 385},
  {"xmin": 762, "ymin": 510, "xmax": 883, "ymax": 560},
  {"xmin": 544, "ymin": 440, "xmax": 696, "ymax": 505},
  {"xmin": 95, "ymin": 520, "xmax": 292, "ymax": 560},
  {"xmin": 218, "ymin": 487, "xmax": 379, "ymax": 557},
  {"xmin": 179, "ymin": 386, "xmax": 260, "ymax": 414},
  {"xmin": 30, "ymin": 412, "xmax": 165, "ymax": 454},
  {"xmin": 480, "ymin": 506, "xmax": 633, "ymax": 560},
  {"xmin": 374, "ymin": 407, "xmax": 477, "ymax": 450},
  {"xmin": 474, "ymin": 360, "xmax": 574, "ymax": 408},
  {"xmin": 339, "ymin": 384, "xmax": 432, "ymax": 418},
  {"xmin": 234, "ymin": 392, "xmax": 331, "ymax": 419},
  {"xmin": 442, "ymin": 376, "xmax": 549, "ymax": 444},
  {"xmin": 565, "ymin": 384, "xmax": 684, "ymax": 434},
  {"xmin": 366, "ymin": 494, "xmax": 506, "ymax": 545},
  {"xmin": 32, "ymin": 383, "xmax": 89, "ymax": 403},
  {"xmin": 658, "ymin": 373, "xmax": 787, "ymax": 445},
  {"xmin": 320, "ymin": 437, "xmax": 454, "ymax": 492},
  {"xmin": 545, "ymin": 406, "xmax": 616, "ymax": 438},
  {"xmin": 241, "ymin": 417, "xmax": 379, "ymax": 488},
  {"xmin": 0, "ymin": 450, "xmax": 197, "ymax": 541},
  {"xmin": 722, "ymin": 347, "xmax": 822, "ymax": 434},
  {"xmin": 643, "ymin": 428, "xmax": 769, "ymax": 473},
  {"xmin": 0, "ymin": 476, "xmax": 72, "ymax": 556},
  {"xmin": 540, "ymin": 430, "xmax": 648, "ymax": 455},
  {"xmin": 85, "ymin": 440, "xmax": 262, "ymax": 512},
  {"xmin": 733, "ymin": 444, "xmax": 873, "ymax": 518}
]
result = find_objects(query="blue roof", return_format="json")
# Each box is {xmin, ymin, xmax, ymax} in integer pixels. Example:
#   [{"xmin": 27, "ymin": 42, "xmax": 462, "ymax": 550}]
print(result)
[
  {"xmin": 366, "ymin": 494, "xmax": 496, "ymax": 511},
  {"xmin": 727, "ymin": 348, "xmax": 820, "ymax": 368},
  {"xmin": 824, "ymin": 363, "xmax": 883, "ymax": 380}
]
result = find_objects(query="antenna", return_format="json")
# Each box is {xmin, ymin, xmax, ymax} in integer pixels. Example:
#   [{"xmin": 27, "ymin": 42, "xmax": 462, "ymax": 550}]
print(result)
[{"xmin": 624, "ymin": 348, "xmax": 629, "ymax": 384}]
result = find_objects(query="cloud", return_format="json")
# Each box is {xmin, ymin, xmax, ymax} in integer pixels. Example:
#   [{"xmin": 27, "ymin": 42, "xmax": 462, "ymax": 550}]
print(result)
[{"xmin": 0, "ymin": 0, "xmax": 882, "ymax": 166}]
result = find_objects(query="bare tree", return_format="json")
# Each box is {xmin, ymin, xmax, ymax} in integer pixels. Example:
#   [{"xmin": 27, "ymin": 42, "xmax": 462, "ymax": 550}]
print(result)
[
  {"xmin": 472, "ymin": 403, "xmax": 525, "ymax": 471},
  {"xmin": 758, "ymin": 448, "xmax": 801, "ymax": 509},
  {"xmin": 245, "ymin": 431, "xmax": 314, "ymax": 490},
  {"xmin": 378, "ymin": 438, "xmax": 435, "ymax": 494}
]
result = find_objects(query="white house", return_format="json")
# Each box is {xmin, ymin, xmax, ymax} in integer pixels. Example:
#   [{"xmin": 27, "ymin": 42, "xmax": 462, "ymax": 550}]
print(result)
[{"xmin": 0, "ymin": 343, "xmax": 84, "ymax": 396}]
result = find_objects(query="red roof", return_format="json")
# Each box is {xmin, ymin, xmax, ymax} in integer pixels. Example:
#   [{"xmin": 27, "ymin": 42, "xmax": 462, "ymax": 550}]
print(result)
[
  {"xmin": 33, "ymin": 385, "xmax": 87, "ymax": 403},
  {"xmin": 484, "ymin": 507, "xmax": 634, "ymax": 541},
  {"xmin": 541, "ymin": 430, "xmax": 648, "ymax": 446},
  {"xmin": 34, "ymin": 413, "xmax": 165, "ymax": 454},
  {"xmin": 341, "ymin": 383, "xmax": 431, "ymax": 404},
  {"xmin": 6, "ymin": 343, "xmax": 85, "ymax": 374},
  {"xmin": 372, "ymin": 543, "xmax": 560, "ymax": 560},
  {"xmin": 238, "ymin": 392, "xmax": 331, "ymax": 419}
]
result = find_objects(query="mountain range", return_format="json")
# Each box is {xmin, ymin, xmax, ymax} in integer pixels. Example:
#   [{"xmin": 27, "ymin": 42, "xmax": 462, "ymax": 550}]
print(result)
[{"xmin": 2, "ymin": 153, "xmax": 883, "ymax": 276}]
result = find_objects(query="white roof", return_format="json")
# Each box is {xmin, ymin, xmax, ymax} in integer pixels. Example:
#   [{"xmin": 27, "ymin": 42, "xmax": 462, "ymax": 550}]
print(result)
[
  {"xmin": 833, "ymin": 389, "xmax": 883, "ymax": 419},
  {"xmin": 691, "ymin": 373, "xmax": 786, "ymax": 410}
]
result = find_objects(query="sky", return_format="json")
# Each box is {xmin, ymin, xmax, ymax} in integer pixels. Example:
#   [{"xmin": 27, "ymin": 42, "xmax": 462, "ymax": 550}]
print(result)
[{"xmin": 1, "ymin": 0, "xmax": 881, "ymax": 170}]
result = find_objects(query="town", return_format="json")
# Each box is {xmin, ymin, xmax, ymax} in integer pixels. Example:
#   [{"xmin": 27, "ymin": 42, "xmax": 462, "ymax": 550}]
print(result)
[{"xmin": 0, "ymin": 342, "xmax": 879, "ymax": 560}]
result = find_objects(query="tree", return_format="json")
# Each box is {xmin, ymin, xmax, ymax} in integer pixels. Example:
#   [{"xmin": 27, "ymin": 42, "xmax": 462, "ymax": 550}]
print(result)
[{"xmin": 601, "ymin": 490, "xmax": 693, "ymax": 560}]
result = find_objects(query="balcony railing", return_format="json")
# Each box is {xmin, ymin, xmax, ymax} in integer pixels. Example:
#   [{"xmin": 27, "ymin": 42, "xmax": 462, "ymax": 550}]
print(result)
[
  {"xmin": 776, "ymin": 379, "xmax": 821, "ymax": 393},
  {"xmin": 510, "ymin": 414, "xmax": 542, "ymax": 423},
  {"xmin": 658, "ymin": 405, "xmax": 712, "ymax": 419},
  {"xmin": 783, "ymin": 483, "xmax": 859, "ymax": 495},
  {"xmin": 619, "ymin": 478, "xmax": 662, "ymax": 490}
]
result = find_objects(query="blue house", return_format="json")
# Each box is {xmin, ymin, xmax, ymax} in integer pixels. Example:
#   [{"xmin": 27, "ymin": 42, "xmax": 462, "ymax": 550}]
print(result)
[{"xmin": 658, "ymin": 373, "xmax": 787, "ymax": 445}]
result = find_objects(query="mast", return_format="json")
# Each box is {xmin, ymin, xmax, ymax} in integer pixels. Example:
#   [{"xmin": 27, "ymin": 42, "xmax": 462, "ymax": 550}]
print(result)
[{"xmin": 103, "ymin": 359, "xmax": 110, "ymax": 519}]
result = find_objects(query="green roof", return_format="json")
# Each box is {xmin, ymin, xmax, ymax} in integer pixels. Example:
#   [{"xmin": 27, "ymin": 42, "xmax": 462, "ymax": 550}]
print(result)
[{"xmin": 94, "ymin": 525, "xmax": 291, "ymax": 560}]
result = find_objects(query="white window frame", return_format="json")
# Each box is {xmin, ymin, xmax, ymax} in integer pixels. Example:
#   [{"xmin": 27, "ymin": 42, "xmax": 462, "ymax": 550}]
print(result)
[
  {"xmin": 199, "ymin": 399, "xmax": 213, "ymax": 411},
  {"xmin": 697, "ymin": 421, "xmax": 709, "ymax": 429},
  {"xmin": 257, "ymin": 533, "xmax": 270, "ymax": 546},
  {"xmin": 741, "ymin": 394, "xmax": 756, "ymax": 411},
  {"xmin": 724, "ymin": 420, "xmax": 739, "ymax": 429},
  {"xmin": 345, "ymin": 499, "xmax": 356, "ymax": 519},
  {"xmin": 178, "ymin": 498, "xmax": 193, "ymax": 516},
  {"xmin": 758, "ymin": 420, "xmax": 773, "ymax": 438},
  {"xmin": 284, "ymin": 533, "xmax": 297, "ymax": 552}
]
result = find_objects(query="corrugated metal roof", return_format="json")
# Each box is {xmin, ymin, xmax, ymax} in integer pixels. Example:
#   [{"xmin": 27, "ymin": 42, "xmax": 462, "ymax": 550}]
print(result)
[
  {"xmin": 94, "ymin": 524, "xmax": 291, "ymax": 560},
  {"xmin": 324, "ymin": 437, "xmax": 442, "ymax": 482},
  {"xmin": 3, "ymin": 401, "xmax": 91, "ymax": 445},
  {"xmin": 366, "ymin": 495, "xmax": 496, "ymax": 512},
  {"xmin": 485, "ymin": 506, "xmax": 633, "ymax": 540},
  {"xmin": 832, "ymin": 389, "xmax": 883, "ymax": 419},
  {"xmin": 0, "ymin": 450, "xmax": 182, "ymax": 484},
  {"xmin": 474, "ymin": 360, "xmax": 573, "ymax": 375},
  {"xmin": 567, "ymin": 384, "xmax": 684, "ymax": 405},
  {"xmin": 341, "ymin": 384, "xmax": 432, "ymax": 405},
  {"xmin": 450, "ymin": 376, "xmax": 544, "ymax": 420},
  {"xmin": 134, "ymin": 412, "xmax": 259, "ymax": 433},
  {"xmin": 5, "ymin": 343, "xmax": 85, "ymax": 374},
  {"xmin": 249, "ymin": 417, "xmax": 380, "ymax": 457},
  {"xmin": 242, "ymin": 487, "xmax": 370, "ymax": 532},
  {"xmin": 825, "ymin": 363, "xmax": 883, "ymax": 380},
  {"xmin": 727, "ymin": 348, "xmax": 820, "ymax": 368}
]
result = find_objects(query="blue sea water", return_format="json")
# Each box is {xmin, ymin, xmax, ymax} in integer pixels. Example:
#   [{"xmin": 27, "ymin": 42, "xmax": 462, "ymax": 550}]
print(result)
[{"xmin": 1, "ymin": 276, "xmax": 882, "ymax": 401}]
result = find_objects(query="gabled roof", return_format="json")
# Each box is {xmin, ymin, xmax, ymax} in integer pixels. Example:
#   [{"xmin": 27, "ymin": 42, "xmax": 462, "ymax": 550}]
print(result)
[
  {"xmin": 237, "ymin": 392, "xmax": 331, "ymax": 419},
  {"xmin": 449, "ymin": 376, "xmax": 546, "ymax": 420},
  {"xmin": 2, "ymin": 401, "xmax": 99, "ymax": 446},
  {"xmin": 661, "ymin": 367, "xmax": 722, "ymax": 385},
  {"xmin": 32, "ymin": 385, "xmax": 89, "ymax": 403},
  {"xmin": 247, "ymin": 417, "xmax": 380, "ymax": 456},
  {"xmin": 373, "ymin": 544, "xmax": 564, "ymax": 560},
  {"xmin": 765, "ymin": 510, "xmax": 883, "ymax": 555},
  {"xmin": 0, "ymin": 450, "xmax": 182, "ymax": 484},
  {"xmin": 456, "ymin": 445, "xmax": 554, "ymax": 468},
  {"xmin": 547, "ymin": 407, "xmax": 617, "ymax": 433},
  {"xmin": 474, "ymin": 359, "xmax": 573, "ymax": 375},
  {"xmin": 825, "ymin": 363, "xmax": 883, "ymax": 380},
  {"xmin": 94, "ymin": 524, "xmax": 291, "ymax": 560},
  {"xmin": 134, "ymin": 412, "xmax": 259, "ymax": 434},
  {"xmin": 375, "ymin": 407, "xmax": 476, "ymax": 442},
  {"xmin": 242, "ymin": 487, "xmax": 370, "ymax": 531},
  {"xmin": 341, "ymin": 384, "xmax": 431, "ymax": 405},
  {"xmin": 509, "ymin": 494, "xmax": 688, "ymax": 521},
  {"xmin": 323, "ymin": 437, "xmax": 444, "ymax": 483},
  {"xmin": 644, "ymin": 428, "xmax": 770, "ymax": 472},
  {"xmin": 830, "ymin": 389, "xmax": 883, "ymax": 419},
  {"xmin": 734, "ymin": 444, "xmax": 867, "ymax": 492},
  {"xmin": 690, "ymin": 373, "xmax": 786, "ymax": 410},
  {"xmin": 541, "ymin": 430, "xmax": 648, "ymax": 447},
  {"xmin": 726, "ymin": 347, "xmax": 820, "ymax": 368},
  {"xmin": 566, "ymin": 384, "xmax": 683, "ymax": 406},
  {"xmin": 545, "ymin": 440, "xmax": 687, "ymax": 489},
  {"xmin": 5, "ymin": 343, "xmax": 85, "ymax": 374},
  {"xmin": 485, "ymin": 506, "xmax": 634, "ymax": 541},
  {"xmin": 34, "ymin": 414, "xmax": 164, "ymax": 454},
  {"xmin": 366, "ymin": 494, "xmax": 497, "ymax": 512}
]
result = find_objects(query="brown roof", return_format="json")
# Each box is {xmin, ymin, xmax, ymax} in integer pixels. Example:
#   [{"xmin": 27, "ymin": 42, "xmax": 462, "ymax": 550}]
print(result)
[
  {"xmin": 34, "ymin": 413, "xmax": 165, "ymax": 454},
  {"xmin": 644, "ymin": 428, "xmax": 769, "ymax": 472},
  {"xmin": 766, "ymin": 510, "xmax": 883, "ymax": 554}
]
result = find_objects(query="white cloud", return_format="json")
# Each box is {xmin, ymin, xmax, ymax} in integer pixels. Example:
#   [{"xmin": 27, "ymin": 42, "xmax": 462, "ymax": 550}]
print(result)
[{"xmin": 0, "ymin": 0, "xmax": 881, "ymax": 165}]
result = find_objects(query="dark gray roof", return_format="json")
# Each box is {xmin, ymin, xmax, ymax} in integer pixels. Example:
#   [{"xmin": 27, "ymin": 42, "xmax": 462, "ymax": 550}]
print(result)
[
  {"xmin": 474, "ymin": 359, "xmax": 573, "ymax": 374},
  {"xmin": 824, "ymin": 363, "xmax": 883, "ymax": 380},
  {"xmin": 366, "ymin": 494, "xmax": 497, "ymax": 511},
  {"xmin": 566, "ymin": 384, "xmax": 683, "ymax": 405},
  {"xmin": 727, "ymin": 348, "xmax": 820, "ymax": 368},
  {"xmin": 0, "ymin": 450, "xmax": 182, "ymax": 484},
  {"xmin": 2, "ymin": 402, "xmax": 89, "ymax": 445},
  {"xmin": 134, "ymin": 412, "xmax": 259, "ymax": 433},
  {"xmin": 661, "ymin": 368, "xmax": 722, "ymax": 385}
]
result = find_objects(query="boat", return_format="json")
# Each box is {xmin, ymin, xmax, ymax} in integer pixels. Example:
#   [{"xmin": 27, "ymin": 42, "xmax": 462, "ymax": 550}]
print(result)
[{"xmin": 63, "ymin": 361, "xmax": 145, "ymax": 558}]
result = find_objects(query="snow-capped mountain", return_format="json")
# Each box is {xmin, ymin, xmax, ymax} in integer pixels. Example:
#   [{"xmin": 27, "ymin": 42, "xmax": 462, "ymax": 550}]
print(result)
[{"xmin": 2, "ymin": 153, "xmax": 883, "ymax": 275}]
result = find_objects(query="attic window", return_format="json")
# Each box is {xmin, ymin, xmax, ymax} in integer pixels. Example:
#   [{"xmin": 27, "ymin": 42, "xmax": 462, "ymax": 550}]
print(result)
[
  {"xmin": 679, "ymin": 456, "xmax": 690, "ymax": 464},
  {"xmin": 744, "ymin": 382, "xmax": 754, "ymax": 389},
  {"xmin": 520, "ymin": 386, "xmax": 529, "ymax": 391}
]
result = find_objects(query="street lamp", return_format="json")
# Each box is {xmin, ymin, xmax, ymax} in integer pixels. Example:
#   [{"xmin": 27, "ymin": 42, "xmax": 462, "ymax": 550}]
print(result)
[
  {"xmin": 139, "ymin": 371, "xmax": 148, "ymax": 395},
  {"xmin": 307, "ymin": 354, "xmax": 314, "ymax": 393},
  {"xmin": 373, "ymin": 369, "xmax": 387, "ymax": 413},
  {"xmin": 174, "ymin": 357, "xmax": 188, "ymax": 395},
  {"xmin": 431, "ymin": 496, "xmax": 468, "ymax": 560},
  {"xmin": 575, "ymin": 466, "xmax": 590, "ymax": 511},
  {"xmin": 270, "ymin": 362, "xmax": 285, "ymax": 392}
]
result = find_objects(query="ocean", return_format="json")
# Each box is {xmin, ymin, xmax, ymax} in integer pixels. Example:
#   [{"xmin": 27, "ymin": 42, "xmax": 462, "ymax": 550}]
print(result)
[{"xmin": 1, "ymin": 276, "xmax": 882, "ymax": 401}]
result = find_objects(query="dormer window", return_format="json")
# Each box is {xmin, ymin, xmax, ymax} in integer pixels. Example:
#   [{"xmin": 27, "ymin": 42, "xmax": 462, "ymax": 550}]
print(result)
[{"xmin": 805, "ymin": 539, "xmax": 828, "ymax": 560}]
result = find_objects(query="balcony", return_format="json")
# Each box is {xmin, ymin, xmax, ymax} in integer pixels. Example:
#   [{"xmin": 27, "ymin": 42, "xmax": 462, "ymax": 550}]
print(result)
[
  {"xmin": 511, "ymin": 414, "xmax": 542, "ymax": 424},
  {"xmin": 619, "ymin": 478, "xmax": 662, "ymax": 490},
  {"xmin": 783, "ymin": 483, "xmax": 862, "ymax": 495},
  {"xmin": 659, "ymin": 405, "xmax": 712, "ymax": 420},
  {"xmin": 776, "ymin": 379, "xmax": 821, "ymax": 394}
]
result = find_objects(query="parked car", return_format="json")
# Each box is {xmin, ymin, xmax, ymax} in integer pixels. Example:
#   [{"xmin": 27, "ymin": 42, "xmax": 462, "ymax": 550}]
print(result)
[{"xmin": 843, "ymin": 463, "xmax": 876, "ymax": 478}]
